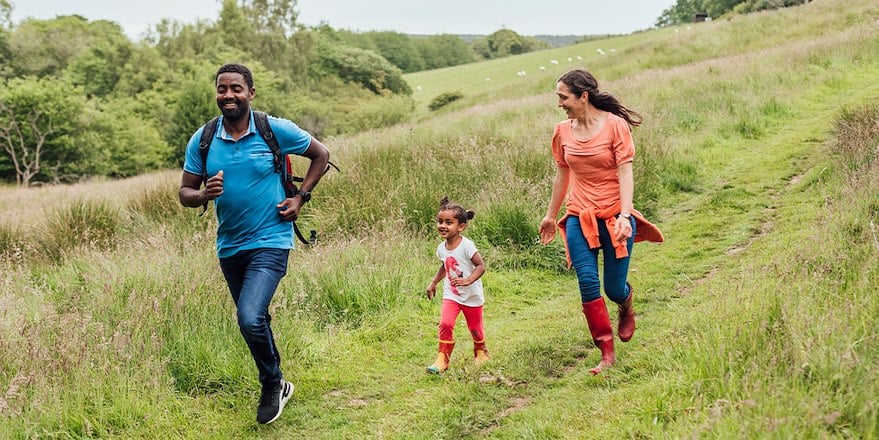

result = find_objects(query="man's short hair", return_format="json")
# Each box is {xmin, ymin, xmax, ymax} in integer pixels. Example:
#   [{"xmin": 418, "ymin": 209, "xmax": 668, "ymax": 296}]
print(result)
[{"xmin": 216, "ymin": 63, "xmax": 254, "ymax": 89}]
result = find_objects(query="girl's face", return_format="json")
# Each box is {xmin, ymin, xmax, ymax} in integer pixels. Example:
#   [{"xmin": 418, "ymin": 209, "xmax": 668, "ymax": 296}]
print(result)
[{"xmin": 436, "ymin": 209, "xmax": 466, "ymax": 240}]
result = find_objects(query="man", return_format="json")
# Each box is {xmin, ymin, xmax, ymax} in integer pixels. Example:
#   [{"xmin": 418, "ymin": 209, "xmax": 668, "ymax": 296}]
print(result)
[{"xmin": 179, "ymin": 63, "xmax": 330, "ymax": 424}]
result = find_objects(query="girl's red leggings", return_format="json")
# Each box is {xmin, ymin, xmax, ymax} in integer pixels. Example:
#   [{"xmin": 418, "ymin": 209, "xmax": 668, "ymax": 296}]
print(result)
[{"xmin": 438, "ymin": 299, "xmax": 485, "ymax": 356}]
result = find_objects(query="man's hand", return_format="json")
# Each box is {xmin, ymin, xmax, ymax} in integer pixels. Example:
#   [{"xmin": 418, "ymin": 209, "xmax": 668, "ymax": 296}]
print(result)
[
  {"xmin": 203, "ymin": 170, "xmax": 224, "ymax": 201},
  {"xmin": 276, "ymin": 195, "xmax": 304, "ymax": 221}
]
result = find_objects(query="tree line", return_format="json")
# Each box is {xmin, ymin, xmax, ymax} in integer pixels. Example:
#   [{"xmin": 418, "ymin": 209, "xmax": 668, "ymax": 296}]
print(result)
[
  {"xmin": 0, "ymin": 0, "xmax": 549, "ymax": 186},
  {"xmin": 655, "ymin": 0, "xmax": 813, "ymax": 26},
  {"xmin": 0, "ymin": 0, "xmax": 809, "ymax": 186}
]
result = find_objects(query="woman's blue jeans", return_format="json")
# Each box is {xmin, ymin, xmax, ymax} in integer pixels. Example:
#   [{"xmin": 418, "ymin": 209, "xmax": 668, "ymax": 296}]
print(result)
[
  {"xmin": 565, "ymin": 215, "xmax": 635, "ymax": 304},
  {"xmin": 219, "ymin": 247, "xmax": 289, "ymax": 388}
]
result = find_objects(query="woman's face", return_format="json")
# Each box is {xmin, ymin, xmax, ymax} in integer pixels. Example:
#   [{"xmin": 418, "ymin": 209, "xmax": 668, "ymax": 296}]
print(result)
[{"xmin": 556, "ymin": 81, "xmax": 586, "ymax": 119}]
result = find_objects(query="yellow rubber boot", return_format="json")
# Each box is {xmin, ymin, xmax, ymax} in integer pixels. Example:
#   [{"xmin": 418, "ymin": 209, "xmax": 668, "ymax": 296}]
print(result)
[
  {"xmin": 474, "ymin": 349, "xmax": 489, "ymax": 366},
  {"xmin": 427, "ymin": 341, "xmax": 454, "ymax": 374},
  {"xmin": 426, "ymin": 352, "xmax": 450, "ymax": 374},
  {"xmin": 473, "ymin": 339, "xmax": 489, "ymax": 366}
]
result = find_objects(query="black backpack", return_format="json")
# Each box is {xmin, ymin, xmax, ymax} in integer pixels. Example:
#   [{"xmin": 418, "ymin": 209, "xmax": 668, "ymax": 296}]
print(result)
[{"xmin": 198, "ymin": 110, "xmax": 337, "ymax": 245}]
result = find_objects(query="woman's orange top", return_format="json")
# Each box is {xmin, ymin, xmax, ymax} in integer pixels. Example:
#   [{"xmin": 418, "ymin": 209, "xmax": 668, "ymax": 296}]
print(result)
[{"xmin": 551, "ymin": 114, "xmax": 664, "ymax": 266}]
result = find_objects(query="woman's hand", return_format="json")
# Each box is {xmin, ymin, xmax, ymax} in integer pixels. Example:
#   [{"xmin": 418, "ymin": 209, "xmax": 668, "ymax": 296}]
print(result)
[
  {"xmin": 614, "ymin": 216, "xmax": 633, "ymax": 243},
  {"xmin": 539, "ymin": 216, "xmax": 557, "ymax": 245},
  {"xmin": 426, "ymin": 283, "xmax": 437, "ymax": 300}
]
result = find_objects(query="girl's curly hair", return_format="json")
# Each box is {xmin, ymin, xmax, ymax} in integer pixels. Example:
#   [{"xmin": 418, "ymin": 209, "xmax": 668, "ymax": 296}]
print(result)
[{"xmin": 439, "ymin": 196, "xmax": 475, "ymax": 224}]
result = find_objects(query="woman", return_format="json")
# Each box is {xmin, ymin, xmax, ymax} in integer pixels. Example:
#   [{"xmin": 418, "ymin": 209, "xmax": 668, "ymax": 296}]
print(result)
[{"xmin": 539, "ymin": 69, "xmax": 663, "ymax": 375}]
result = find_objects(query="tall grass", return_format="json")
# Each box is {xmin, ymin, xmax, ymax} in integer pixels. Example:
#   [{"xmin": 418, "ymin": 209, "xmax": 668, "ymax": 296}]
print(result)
[
  {"xmin": 664, "ymin": 103, "xmax": 879, "ymax": 436},
  {"xmin": 38, "ymin": 199, "xmax": 125, "ymax": 262},
  {"xmin": 288, "ymin": 239, "xmax": 415, "ymax": 327},
  {"xmin": 1, "ymin": 0, "xmax": 878, "ymax": 437},
  {"xmin": 832, "ymin": 103, "xmax": 879, "ymax": 173},
  {"xmin": 0, "ymin": 222, "xmax": 25, "ymax": 261}
]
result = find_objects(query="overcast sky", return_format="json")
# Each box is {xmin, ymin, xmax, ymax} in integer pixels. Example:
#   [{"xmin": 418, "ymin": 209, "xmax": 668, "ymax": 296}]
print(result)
[{"xmin": 10, "ymin": 0, "xmax": 675, "ymax": 39}]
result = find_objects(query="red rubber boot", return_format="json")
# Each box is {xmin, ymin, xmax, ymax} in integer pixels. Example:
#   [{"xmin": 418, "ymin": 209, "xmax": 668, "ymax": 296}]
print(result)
[
  {"xmin": 582, "ymin": 297, "xmax": 615, "ymax": 375},
  {"xmin": 617, "ymin": 283, "xmax": 635, "ymax": 342}
]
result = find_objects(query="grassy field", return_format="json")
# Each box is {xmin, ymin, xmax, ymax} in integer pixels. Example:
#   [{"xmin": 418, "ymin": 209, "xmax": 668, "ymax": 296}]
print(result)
[{"xmin": 1, "ymin": 0, "xmax": 878, "ymax": 437}]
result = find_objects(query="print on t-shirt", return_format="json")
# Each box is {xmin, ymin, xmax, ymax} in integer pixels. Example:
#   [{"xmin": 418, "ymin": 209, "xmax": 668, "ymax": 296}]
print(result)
[{"xmin": 444, "ymin": 256, "xmax": 463, "ymax": 295}]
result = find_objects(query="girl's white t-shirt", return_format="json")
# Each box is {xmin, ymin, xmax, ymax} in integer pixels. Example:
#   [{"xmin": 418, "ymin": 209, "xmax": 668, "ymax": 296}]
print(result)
[{"xmin": 436, "ymin": 236, "xmax": 484, "ymax": 307}]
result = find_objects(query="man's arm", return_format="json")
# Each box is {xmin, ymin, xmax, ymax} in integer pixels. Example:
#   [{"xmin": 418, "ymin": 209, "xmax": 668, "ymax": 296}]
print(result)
[
  {"xmin": 179, "ymin": 170, "xmax": 224, "ymax": 208},
  {"xmin": 276, "ymin": 138, "xmax": 330, "ymax": 221},
  {"xmin": 296, "ymin": 138, "xmax": 331, "ymax": 194}
]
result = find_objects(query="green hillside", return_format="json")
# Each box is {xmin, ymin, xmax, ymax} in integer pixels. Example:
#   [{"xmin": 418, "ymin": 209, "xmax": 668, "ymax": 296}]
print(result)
[{"xmin": 1, "ymin": 0, "xmax": 878, "ymax": 437}]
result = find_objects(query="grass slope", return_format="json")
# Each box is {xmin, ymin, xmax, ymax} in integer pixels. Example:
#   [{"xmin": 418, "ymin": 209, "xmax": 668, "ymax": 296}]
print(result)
[{"xmin": 1, "ymin": 0, "xmax": 878, "ymax": 438}]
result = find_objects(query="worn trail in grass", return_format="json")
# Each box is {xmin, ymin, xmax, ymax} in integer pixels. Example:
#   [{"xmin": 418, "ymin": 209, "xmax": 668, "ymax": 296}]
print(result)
[
  {"xmin": 234, "ymin": 49, "xmax": 879, "ymax": 440},
  {"xmin": 481, "ymin": 54, "xmax": 879, "ymax": 439}
]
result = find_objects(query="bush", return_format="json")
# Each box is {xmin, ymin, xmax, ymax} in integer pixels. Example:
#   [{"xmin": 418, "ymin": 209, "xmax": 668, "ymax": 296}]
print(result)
[
  {"xmin": 311, "ymin": 43, "xmax": 412, "ymax": 96},
  {"xmin": 469, "ymin": 200, "xmax": 569, "ymax": 272},
  {"xmin": 127, "ymin": 177, "xmax": 212, "ymax": 237},
  {"xmin": 39, "ymin": 199, "xmax": 124, "ymax": 261},
  {"xmin": 473, "ymin": 201, "xmax": 537, "ymax": 248},
  {"xmin": 428, "ymin": 91, "xmax": 464, "ymax": 111},
  {"xmin": 348, "ymin": 94, "xmax": 414, "ymax": 133},
  {"xmin": 0, "ymin": 222, "xmax": 25, "ymax": 261},
  {"xmin": 832, "ymin": 104, "xmax": 879, "ymax": 174},
  {"xmin": 295, "ymin": 260, "xmax": 408, "ymax": 327}
]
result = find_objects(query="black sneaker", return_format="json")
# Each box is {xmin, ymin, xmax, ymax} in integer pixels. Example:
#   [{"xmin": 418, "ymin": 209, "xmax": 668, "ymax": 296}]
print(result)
[{"xmin": 256, "ymin": 380, "xmax": 293, "ymax": 424}]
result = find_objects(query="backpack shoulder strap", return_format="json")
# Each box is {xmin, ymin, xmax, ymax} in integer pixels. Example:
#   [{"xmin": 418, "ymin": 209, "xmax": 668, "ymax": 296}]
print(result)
[
  {"xmin": 254, "ymin": 110, "xmax": 297, "ymax": 196},
  {"xmin": 254, "ymin": 111, "xmax": 314, "ymax": 245},
  {"xmin": 253, "ymin": 111, "xmax": 284, "ymax": 174},
  {"xmin": 197, "ymin": 117, "xmax": 220, "ymax": 216},
  {"xmin": 199, "ymin": 117, "xmax": 220, "ymax": 181}
]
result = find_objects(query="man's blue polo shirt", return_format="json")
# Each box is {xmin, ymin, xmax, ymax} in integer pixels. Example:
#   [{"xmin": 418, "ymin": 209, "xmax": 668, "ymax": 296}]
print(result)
[{"xmin": 183, "ymin": 110, "xmax": 312, "ymax": 258}]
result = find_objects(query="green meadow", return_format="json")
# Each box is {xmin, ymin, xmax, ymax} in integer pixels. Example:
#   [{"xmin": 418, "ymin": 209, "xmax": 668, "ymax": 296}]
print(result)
[{"xmin": 1, "ymin": 0, "xmax": 878, "ymax": 437}]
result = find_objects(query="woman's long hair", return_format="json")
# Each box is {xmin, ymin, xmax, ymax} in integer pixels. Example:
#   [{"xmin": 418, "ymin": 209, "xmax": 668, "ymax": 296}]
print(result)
[{"xmin": 558, "ymin": 69, "xmax": 642, "ymax": 127}]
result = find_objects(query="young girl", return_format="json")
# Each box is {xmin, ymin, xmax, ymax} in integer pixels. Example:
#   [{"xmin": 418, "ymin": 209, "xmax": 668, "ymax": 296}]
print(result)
[{"xmin": 425, "ymin": 197, "xmax": 488, "ymax": 374}]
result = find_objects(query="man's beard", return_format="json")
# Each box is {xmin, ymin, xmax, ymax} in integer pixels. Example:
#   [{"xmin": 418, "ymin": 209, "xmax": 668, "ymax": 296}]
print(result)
[{"xmin": 218, "ymin": 100, "xmax": 248, "ymax": 121}]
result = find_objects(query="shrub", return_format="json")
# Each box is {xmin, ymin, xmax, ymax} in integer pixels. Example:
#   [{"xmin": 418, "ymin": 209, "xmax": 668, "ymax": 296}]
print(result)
[
  {"xmin": 127, "ymin": 177, "xmax": 212, "ymax": 237},
  {"xmin": 0, "ymin": 222, "xmax": 25, "ymax": 260},
  {"xmin": 39, "ymin": 199, "xmax": 124, "ymax": 261},
  {"xmin": 469, "ymin": 200, "xmax": 568, "ymax": 272},
  {"xmin": 311, "ymin": 43, "xmax": 412, "ymax": 96},
  {"xmin": 295, "ymin": 263, "xmax": 407, "ymax": 327},
  {"xmin": 428, "ymin": 91, "xmax": 464, "ymax": 111},
  {"xmin": 348, "ymin": 94, "xmax": 414, "ymax": 132},
  {"xmin": 832, "ymin": 104, "xmax": 879, "ymax": 174},
  {"xmin": 474, "ymin": 201, "xmax": 537, "ymax": 248}
]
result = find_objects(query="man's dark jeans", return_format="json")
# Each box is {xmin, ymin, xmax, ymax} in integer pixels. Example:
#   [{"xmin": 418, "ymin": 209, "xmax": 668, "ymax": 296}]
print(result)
[{"xmin": 219, "ymin": 247, "xmax": 289, "ymax": 387}]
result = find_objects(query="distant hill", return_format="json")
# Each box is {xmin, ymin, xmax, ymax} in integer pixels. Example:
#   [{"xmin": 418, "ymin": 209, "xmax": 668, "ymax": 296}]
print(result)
[
  {"xmin": 532, "ymin": 34, "xmax": 610, "ymax": 47},
  {"xmin": 408, "ymin": 33, "xmax": 617, "ymax": 48}
]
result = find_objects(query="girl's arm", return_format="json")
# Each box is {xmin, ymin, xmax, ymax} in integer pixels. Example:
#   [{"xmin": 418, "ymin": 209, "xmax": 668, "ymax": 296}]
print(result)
[
  {"xmin": 453, "ymin": 252, "xmax": 485, "ymax": 287},
  {"xmin": 539, "ymin": 165, "xmax": 571, "ymax": 244},
  {"xmin": 613, "ymin": 161, "xmax": 634, "ymax": 242},
  {"xmin": 426, "ymin": 263, "xmax": 446, "ymax": 299}
]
